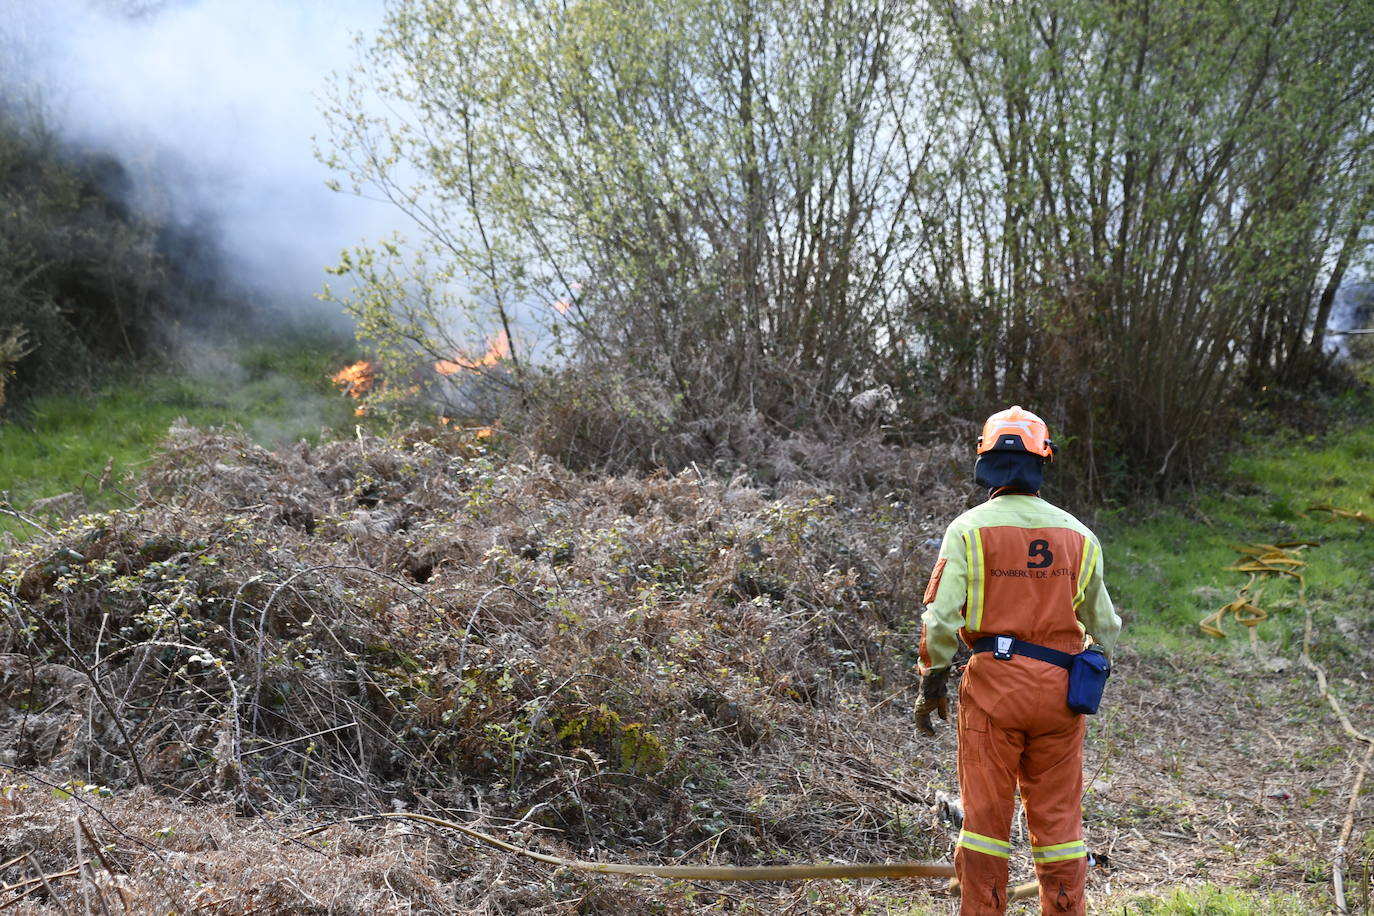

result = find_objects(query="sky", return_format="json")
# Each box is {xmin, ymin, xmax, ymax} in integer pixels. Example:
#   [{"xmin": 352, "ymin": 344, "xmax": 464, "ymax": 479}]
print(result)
[{"xmin": 1, "ymin": 0, "xmax": 397, "ymax": 320}]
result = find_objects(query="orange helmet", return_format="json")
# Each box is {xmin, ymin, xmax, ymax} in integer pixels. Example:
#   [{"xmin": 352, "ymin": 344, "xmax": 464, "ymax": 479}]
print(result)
[{"xmin": 977, "ymin": 406, "xmax": 1055, "ymax": 462}]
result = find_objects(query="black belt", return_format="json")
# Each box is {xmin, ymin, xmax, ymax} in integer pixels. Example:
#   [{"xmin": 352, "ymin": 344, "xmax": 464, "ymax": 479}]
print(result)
[{"xmin": 970, "ymin": 635, "xmax": 1073, "ymax": 670}]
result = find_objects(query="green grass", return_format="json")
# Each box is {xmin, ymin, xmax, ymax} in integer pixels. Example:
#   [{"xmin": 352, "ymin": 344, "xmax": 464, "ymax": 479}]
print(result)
[
  {"xmin": 1112, "ymin": 884, "xmax": 1320, "ymax": 914},
  {"xmin": 876, "ymin": 883, "xmax": 1318, "ymax": 915},
  {"xmin": 1099, "ymin": 388, "xmax": 1374, "ymax": 656},
  {"xmin": 0, "ymin": 328, "xmax": 362, "ymax": 537}
]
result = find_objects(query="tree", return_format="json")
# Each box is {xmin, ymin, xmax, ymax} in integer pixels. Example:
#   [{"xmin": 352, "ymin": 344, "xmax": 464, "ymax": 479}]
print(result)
[
  {"xmin": 909, "ymin": 0, "xmax": 1374, "ymax": 491},
  {"xmin": 321, "ymin": 0, "xmax": 938, "ymax": 423},
  {"xmin": 323, "ymin": 0, "xmax": 1374, "ymax": 493},
  {"xmin": 0, "ymin": 107, "xmax": 226, "ymax": 409}
]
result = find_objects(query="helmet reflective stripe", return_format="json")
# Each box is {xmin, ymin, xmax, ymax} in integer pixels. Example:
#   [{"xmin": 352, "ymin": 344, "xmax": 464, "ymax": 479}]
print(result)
[
  {"xmin": 958, "ymin": 829, "xmax": 1011, "ymax": 859},
  {"xmin": 994, "ymin": 419, "xmax": 1040, "ymax": 437},
  {"xmin": 1031, "ymin": 840, "xmax": 1087, "ymax": 863}
]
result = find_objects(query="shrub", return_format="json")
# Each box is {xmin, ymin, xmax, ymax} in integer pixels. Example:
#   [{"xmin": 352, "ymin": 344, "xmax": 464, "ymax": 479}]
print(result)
[
  {"xmin": 0, "ymin": 110, "xmax": 242, "ymax": 410},
  {"xmin": 322, "ymin": 0, "xmax": 1374, "ymax": 499}
]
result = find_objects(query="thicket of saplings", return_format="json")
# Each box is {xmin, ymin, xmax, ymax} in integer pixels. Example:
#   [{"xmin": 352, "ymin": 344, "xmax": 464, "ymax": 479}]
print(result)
[{"xmin": 326, "ymin": 0, "xmax": 1374, "ymax": 501}]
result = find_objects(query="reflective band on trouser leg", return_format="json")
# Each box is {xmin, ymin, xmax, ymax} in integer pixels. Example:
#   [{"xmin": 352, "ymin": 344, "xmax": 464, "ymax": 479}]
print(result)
[
  {"xmin": 958, "ymin": 830, "xmax": 1011, "ymax": 859},
  {"xmin": 1031, "ymin": 840, "xmax": 1087, "ymax": 863}
]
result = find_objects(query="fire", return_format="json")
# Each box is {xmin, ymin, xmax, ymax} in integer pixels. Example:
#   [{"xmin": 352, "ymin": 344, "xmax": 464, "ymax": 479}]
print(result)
[
  {"xmin": 331, "ymin": 360, "xmax": 377, "ymax": 398},
  {"xmin": 434, "ymin": 330, "xmax": 511, "ymax": 376},
  {"xmin": 439, "ymin": 417, "xmax": 495, "ymax": 439},
  {"xmin": 330, "ymin": 354, "xmax": 506, "ymax": 430}
]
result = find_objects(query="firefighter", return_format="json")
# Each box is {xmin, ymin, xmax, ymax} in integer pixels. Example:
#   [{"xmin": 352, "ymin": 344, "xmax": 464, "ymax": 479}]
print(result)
[{"xmin": 914, "ymin": 406, "xmax": 1122, "ymax": 915}]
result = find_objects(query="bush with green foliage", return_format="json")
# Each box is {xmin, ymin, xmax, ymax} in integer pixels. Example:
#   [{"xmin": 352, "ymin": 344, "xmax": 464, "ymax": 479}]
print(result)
[
  {"xmin": 322, "ymin": 0, "xmax": 1374, "ymax": 496},
  {"xmin": 1, "ymin": 116, "xmax": 148, "ymax": 399},
  {"xmin": 0, "ymin": 109, "xmax": 239, "ymax": 410}
]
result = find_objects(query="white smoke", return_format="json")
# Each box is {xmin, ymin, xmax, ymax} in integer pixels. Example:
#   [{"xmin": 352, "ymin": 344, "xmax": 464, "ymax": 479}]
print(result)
[
  {"xmin": 0, "ymin": 0, "xmax": 395, "ymax": 320},
  {"xmin": 1327, "ymin": 281, "xmax": 1374, "ymax": 356}
]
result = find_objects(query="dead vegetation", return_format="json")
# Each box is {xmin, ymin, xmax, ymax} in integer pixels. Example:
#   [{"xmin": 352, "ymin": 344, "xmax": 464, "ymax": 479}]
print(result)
[
  {"xmin": 1, "ymin": 423, "xmax": 1369, "ymax": 913},
  {"xmin": 1, "ymin": 422, "xmax": 981, "ymax": 912}
]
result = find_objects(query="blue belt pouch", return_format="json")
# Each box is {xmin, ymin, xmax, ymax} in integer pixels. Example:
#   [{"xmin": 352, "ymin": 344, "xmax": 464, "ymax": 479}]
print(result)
[{"xmin": 1067, "ymin": 648, "xmax": 1111, "ymax": 715}]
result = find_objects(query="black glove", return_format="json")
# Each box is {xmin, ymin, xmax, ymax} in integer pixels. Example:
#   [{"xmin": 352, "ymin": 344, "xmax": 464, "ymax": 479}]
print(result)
[{"xmin": 914, "ymin": 667, "xmax": 950, "ymax": 736}]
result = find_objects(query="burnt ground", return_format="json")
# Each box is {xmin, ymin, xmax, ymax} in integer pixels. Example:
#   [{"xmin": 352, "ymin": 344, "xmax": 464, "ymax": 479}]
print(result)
[{"xmin": 0, "ymin": 425, "xmax": 1369, "ymax": 914}]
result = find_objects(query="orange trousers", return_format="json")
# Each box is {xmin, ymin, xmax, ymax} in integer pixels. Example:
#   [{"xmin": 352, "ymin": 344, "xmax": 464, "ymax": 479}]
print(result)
[{"xmin": 954, "ymin": 655, "xmax": 1089, "ymax": 915}]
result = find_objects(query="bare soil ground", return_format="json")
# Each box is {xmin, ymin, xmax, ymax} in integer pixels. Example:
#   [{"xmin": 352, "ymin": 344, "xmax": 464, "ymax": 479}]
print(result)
[
  {"xmin": 1, "ymin": 426, "xmax": 1369, "ymax": 913},
  {"xmin": 1085, "ymin": 643, "xmax": 1372, "ymax": 912}
]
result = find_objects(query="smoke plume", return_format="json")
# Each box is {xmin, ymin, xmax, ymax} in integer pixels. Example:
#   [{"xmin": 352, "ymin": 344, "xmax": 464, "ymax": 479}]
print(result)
[{"xmin": 1, "ymin": 0, "xmax": 394, "ymax": 323}]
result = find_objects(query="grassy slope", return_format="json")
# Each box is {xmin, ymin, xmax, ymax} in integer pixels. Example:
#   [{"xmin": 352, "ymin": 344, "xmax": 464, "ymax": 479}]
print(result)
[
  {"xmin": 0, "ymin": 329, "xmax": 361, "ymax": 537},
  {"xmin": 1090, "ymin": 387, "xmax": 1374, "ymax": 915},
  {"xmin": 1104, "ymin": 387, "xmax": 1374, "ymax": 655}
]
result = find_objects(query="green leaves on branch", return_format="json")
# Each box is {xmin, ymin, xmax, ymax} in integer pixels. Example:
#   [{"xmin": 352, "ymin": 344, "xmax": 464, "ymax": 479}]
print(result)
[
  {"xmin": 322, "ymin": 0, "xmax": 936, "ymax": 425},
  {"xmin": 321, "ymin": 0, "xmax": 1374, "ymax": 492}
]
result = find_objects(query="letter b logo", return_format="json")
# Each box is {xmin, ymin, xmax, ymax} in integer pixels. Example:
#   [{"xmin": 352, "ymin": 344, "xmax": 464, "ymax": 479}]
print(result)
[{"xmin": 1027, "ymin": 539, "xmax": 1054, "ymax": 569}]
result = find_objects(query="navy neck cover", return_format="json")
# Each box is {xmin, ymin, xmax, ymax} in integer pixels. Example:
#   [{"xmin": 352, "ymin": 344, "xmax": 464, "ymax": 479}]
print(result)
[{"xmin": 974, "ymin": 450, "xmax": 1045, "ymax": 495}]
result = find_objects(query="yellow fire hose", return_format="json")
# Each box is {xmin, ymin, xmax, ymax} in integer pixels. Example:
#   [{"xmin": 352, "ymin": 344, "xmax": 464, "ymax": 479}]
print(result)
[{"xmin": 296, "ymin": 812, "xmax": 1041, "ymax": 900}]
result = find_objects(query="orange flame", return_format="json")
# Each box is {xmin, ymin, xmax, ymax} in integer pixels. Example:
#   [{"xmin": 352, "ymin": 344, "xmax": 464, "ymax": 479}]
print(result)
[
  {"xmin": 435, "ymin": 330, "xmax": 511, "ymax": 376},
  {"xmin": 437, "ymin": 417, "xmax": 495, "ymax": 438},
  {"xmin": 331, "ymin": 360, "xmax": 377, "ymax": 398}
]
